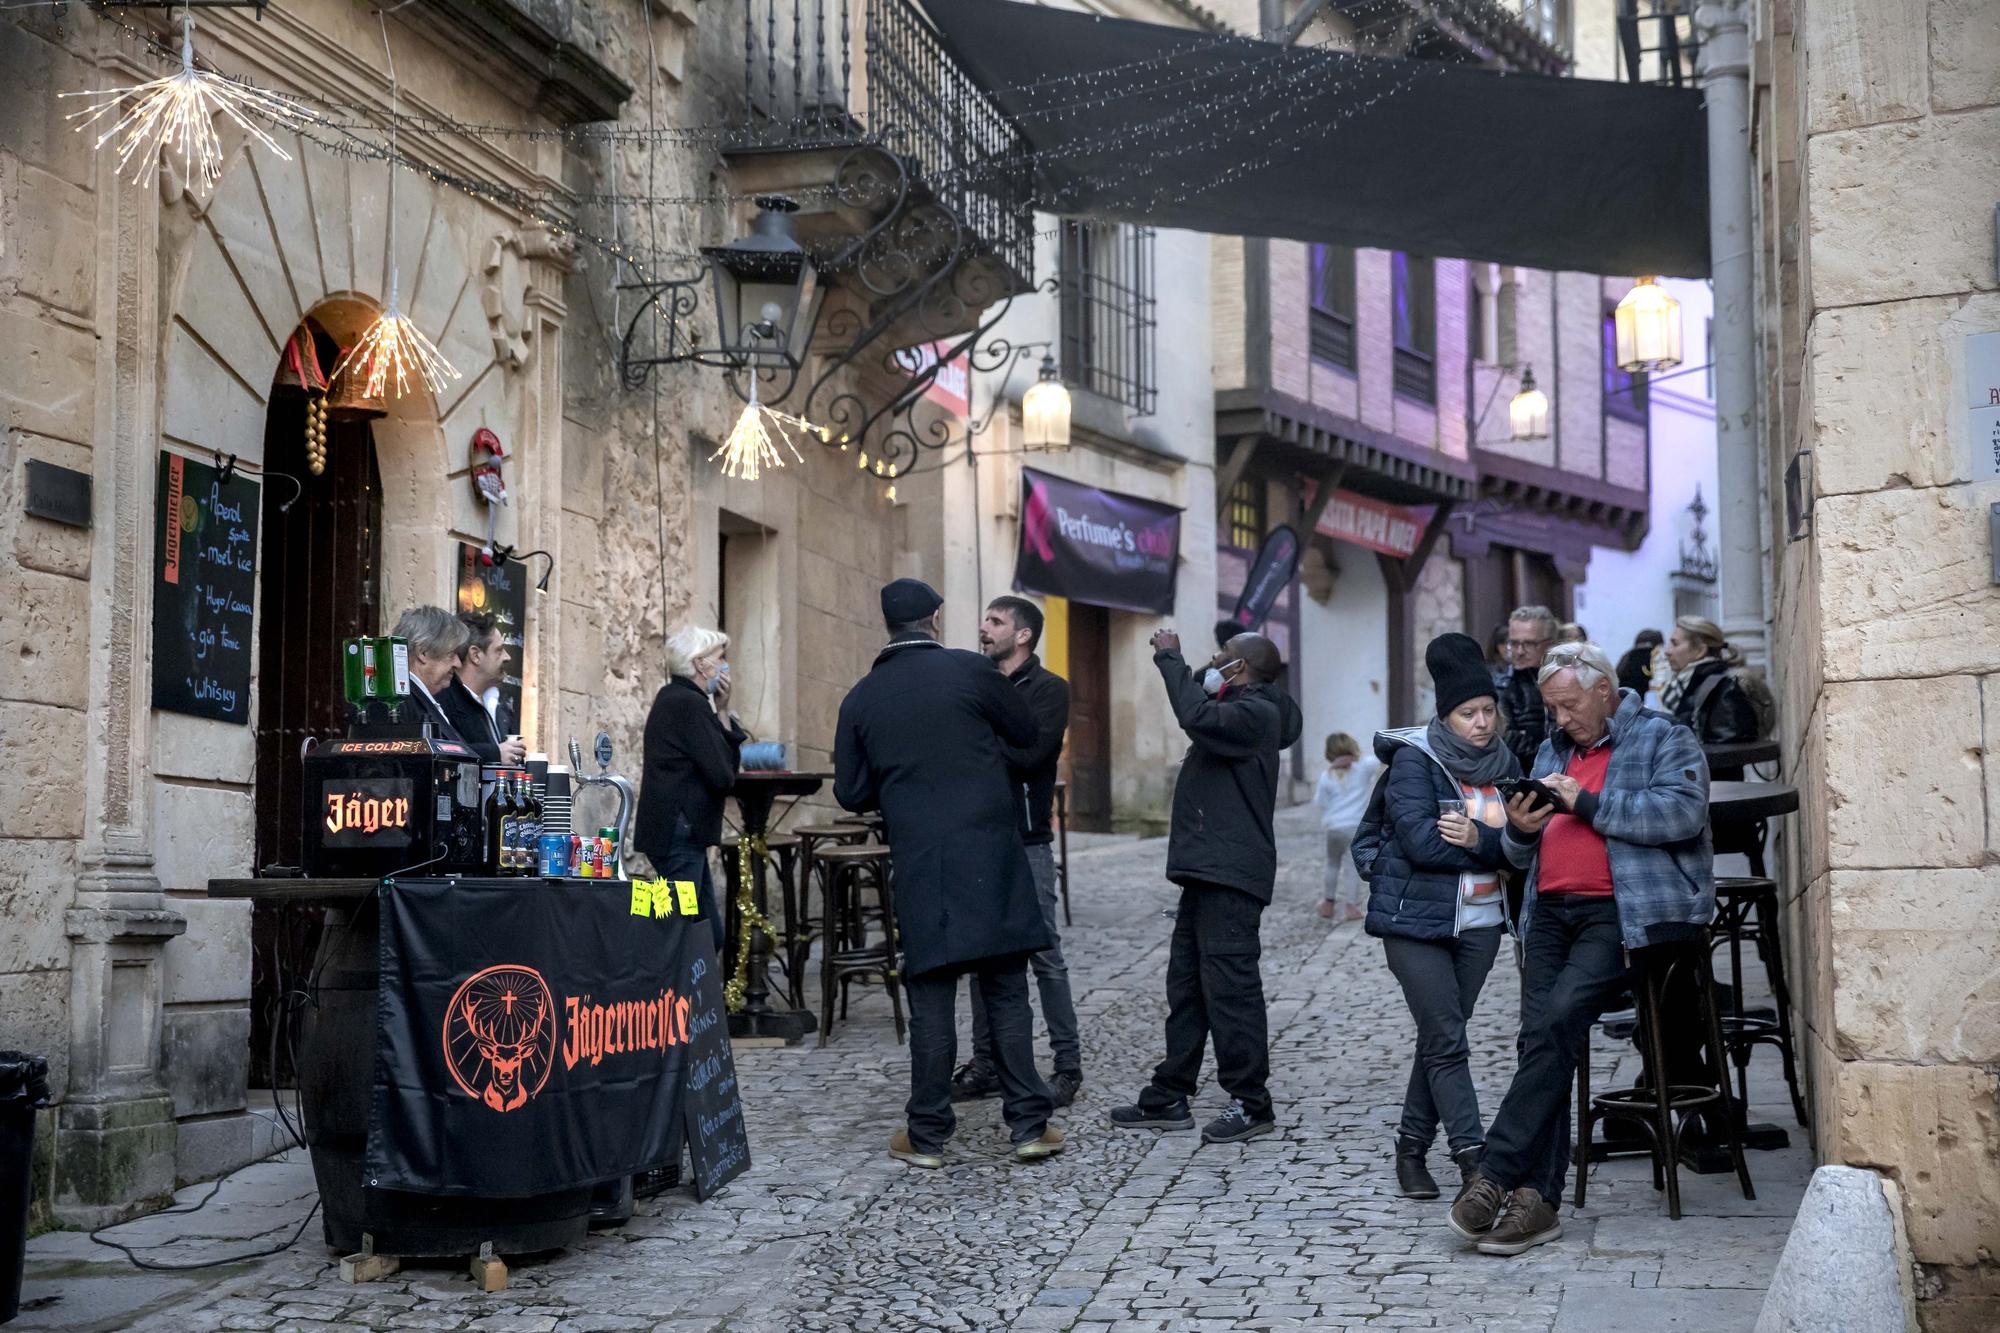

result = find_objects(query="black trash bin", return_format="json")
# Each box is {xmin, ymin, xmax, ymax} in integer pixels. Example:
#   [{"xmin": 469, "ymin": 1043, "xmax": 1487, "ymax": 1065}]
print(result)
[{"xmin": 0, "ymin": 1051, "xmax": 51, "ymax": 1326}]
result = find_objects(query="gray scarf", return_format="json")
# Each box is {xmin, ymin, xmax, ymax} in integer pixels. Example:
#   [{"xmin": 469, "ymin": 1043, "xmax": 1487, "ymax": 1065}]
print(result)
[{"xmin": 1425, "ymin": 716, "xmax": 1520, "ymax": 787}]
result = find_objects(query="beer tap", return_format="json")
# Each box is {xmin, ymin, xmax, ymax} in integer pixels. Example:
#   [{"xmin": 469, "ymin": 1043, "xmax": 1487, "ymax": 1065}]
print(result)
[{"xmin": 569, "ymin": 733, "xmax": 635, "ymax": 878}]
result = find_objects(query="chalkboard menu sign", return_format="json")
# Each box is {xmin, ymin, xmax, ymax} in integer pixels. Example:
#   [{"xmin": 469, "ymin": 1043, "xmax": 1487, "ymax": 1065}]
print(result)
[
  {"xmin": 454, "ymin": 543, "xmax": 526, "ymax": 736},
  {"xmin": 153, "ymin": 452, "xmax": 259, "ymax": 723},
  {"xmin": 682, "ymin": 944, "xmax": 751, "ymax": 1200}
]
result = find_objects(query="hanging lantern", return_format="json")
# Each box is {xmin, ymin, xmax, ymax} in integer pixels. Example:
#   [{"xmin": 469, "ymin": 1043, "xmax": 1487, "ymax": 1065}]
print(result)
[
  {"xmin": 1613, "ymin": 276, "xmax": 1683, "ymax": 374},
  {"xmin": 702, "ymin": 196, "xmax": 824, "ymax": 370},
  {"xmin": 1508, "ymin": 365, "xmax": 1550, "ymax": 441},
  {"xmin": 1021, "ymin": 354, "xmax": 1072, "ymax": 452}
]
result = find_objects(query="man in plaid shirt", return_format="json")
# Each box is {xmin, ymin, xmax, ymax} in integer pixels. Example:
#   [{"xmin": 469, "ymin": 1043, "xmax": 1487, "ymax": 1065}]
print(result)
[{"xmin": 1448, "ymin": 641, "xmax": 1713, "ymax": 1256}]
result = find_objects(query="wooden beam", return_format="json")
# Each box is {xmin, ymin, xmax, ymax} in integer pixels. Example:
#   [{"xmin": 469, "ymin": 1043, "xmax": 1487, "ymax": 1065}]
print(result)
[
  {"xmin": 1296, "ymin": 462, "xmax": 1348, "ymax": 539},
  {"xmin": 1213, "ymin": 435, "xmax": 1262, "ymax": 518}
]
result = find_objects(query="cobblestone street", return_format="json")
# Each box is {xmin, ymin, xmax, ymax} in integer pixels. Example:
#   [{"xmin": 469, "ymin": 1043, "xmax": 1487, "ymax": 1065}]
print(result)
[{"xmin": 25, "ymin": 806, "xmax": 1810, "ymax": 1332}]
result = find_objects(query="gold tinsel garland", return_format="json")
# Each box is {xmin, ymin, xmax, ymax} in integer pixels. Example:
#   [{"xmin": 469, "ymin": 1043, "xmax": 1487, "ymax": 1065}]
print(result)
[{"xmin": 723, "ymin": 833, "xmax": 776, "ymax": 1013}]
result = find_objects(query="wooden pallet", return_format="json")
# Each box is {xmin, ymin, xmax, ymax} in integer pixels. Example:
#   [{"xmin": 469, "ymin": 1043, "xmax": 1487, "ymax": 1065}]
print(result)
[{"xmin": 338, "ymin": 1235, "xmax": 508, "ymax": 1292}]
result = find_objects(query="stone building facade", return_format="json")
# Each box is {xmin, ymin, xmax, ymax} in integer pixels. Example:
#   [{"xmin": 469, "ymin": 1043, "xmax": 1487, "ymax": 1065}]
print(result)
[
  {"xmin": 1748, "ymin": 0, "xmax": 2000, "ymax": 1317},
  {"xmin": 0, "ymin": 0, "xmax": 999, "ymax": 1222}
]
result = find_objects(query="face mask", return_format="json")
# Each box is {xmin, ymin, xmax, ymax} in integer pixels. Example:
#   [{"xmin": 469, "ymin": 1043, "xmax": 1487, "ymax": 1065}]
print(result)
[
  {"xmin": 1202, "ymin": 661, "xmax": 1240, "ymax": 697},
  {"xmin": 704, "ymin": 662, "xmax": 729, "ymax": 696}
]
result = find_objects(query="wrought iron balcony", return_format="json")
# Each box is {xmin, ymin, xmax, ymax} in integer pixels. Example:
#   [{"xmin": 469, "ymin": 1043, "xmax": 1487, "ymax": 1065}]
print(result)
[
  {"xmin": 726, "ymin": 0, "xmax": 1034, "ymax": 292},
  {"xmin": 1615, "ymin": 0, "xmax": 1701, "ymax": 88}
]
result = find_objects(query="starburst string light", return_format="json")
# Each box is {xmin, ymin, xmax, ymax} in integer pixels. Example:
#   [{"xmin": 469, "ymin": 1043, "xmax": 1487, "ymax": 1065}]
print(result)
[
  {"xmin": 331, "ymin": 12, "xmax": 458, "ymax": 400},
  {"xmin": 712, "ymin": 369, "xmax": 829, "ymax": 481},
  {"xmin": 63, "ymin": 12, "xmax": 306, "ymax": 186}
]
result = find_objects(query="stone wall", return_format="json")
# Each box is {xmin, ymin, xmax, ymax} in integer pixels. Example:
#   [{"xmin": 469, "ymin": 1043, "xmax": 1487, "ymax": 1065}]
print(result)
[{"xmin": 1756, "ymin": 0, "xmax": 2000, "ymax": 1287}]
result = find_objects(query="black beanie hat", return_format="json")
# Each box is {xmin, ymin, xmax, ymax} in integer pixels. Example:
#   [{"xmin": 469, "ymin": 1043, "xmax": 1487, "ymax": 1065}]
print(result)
[{"xmin": 1427, "ymin": 632, "xmax": 1497, "ymax": 716}]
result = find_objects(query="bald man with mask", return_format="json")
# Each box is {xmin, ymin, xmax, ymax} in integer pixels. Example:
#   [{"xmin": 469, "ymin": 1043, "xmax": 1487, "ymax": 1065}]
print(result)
[{"xmin": 1112, "ymin": 628, "xmax": 1303, "ymax": 1145}]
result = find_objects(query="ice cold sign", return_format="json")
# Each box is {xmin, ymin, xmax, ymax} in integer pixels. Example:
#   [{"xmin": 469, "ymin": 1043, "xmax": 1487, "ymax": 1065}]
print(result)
[{"xmin": 153, "ymin": 452, "xmax": 260, "ymax": 724}]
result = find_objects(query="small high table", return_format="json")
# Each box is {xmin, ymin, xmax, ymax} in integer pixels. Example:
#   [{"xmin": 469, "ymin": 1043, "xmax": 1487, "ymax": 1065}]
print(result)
[{"xmin": 727, "ymin": 771, "xmax": 830, "ymax": 1043}]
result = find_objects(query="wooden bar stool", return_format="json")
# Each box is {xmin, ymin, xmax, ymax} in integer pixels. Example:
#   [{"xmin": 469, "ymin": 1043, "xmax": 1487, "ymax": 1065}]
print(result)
[
  {"xmin": 1710, "ymin": 875, "xmax": 1808, "ymax": 1127},
  {"xmin": 1573, "ymin": 940, "xmax": 1754, "ymax": 1219},
  {"xmin": 792, "ymin": 822, "xmax": 872, "ymax": 1003},
  {"xmin": 815, "ymin": 844, "xmax": 903, "ymax": 1044}
]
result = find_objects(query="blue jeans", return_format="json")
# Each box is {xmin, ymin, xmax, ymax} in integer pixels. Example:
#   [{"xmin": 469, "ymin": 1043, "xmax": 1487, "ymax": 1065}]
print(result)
[
  {"xmin": 968, "ymin": 843, "xmax": 1080, "ymax": 1072},
  {"xmin": 905, "ymin": 962, "xmax": 1054, "ymax": 1152},
  {"xmin": 1480, "ymin": 895, "xmax": 1629, "ymax": 1203}
]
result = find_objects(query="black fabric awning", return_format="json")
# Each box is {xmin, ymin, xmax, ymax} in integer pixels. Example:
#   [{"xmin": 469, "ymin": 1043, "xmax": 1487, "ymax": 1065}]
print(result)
[{"xmin": 923, "ymin": 0, "xmax": 1710, "ymax": 277}]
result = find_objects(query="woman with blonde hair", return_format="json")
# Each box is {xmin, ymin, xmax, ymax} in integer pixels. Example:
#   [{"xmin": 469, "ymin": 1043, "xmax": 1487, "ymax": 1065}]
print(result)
[
  {"xmin": 633, "ymin": 625, "xmax": 747, "ymax": 953},
  {"xmin": 1661, "ymin": 614, "xmax": 1761, "ymax": 780}
]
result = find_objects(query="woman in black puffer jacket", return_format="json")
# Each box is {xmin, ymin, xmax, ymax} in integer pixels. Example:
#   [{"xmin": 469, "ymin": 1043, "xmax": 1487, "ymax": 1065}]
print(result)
[{"xmin": 1354, "ymin": 633, "xmax": 1521, "ymax": 1201}]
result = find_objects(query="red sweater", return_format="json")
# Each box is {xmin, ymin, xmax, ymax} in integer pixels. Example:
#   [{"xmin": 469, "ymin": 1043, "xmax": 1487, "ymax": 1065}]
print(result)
[{"xmin": 1538, "ymin": 743, "xmax": 1614, "ymax": 897}]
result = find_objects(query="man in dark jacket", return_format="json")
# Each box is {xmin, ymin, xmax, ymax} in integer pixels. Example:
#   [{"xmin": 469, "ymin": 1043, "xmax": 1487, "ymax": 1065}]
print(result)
[
  {"xmin": 835, "ymin": 579, "xmax": 1065, "ymax": 1168},
  {"xmin": 1112, "ymin": 629, "xmax": 1304, "ymax": 1145},
  {"xmin": 440, "ymin": 611, "xmax": 527, "ymax": 765},
  {"xmin": 1498, "ymin": 606, "xmax": 1558, "ymax": 771},
  {"xmin": 952, "ymin": 596, "xmax": 1080, "ymax": 1106}
]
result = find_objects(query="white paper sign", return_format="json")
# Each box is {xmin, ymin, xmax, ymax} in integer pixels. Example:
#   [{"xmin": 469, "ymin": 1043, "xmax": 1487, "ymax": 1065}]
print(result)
[{"xmin": 1970, "ymin": 330, "xmax": 2000, "ymax": 481}]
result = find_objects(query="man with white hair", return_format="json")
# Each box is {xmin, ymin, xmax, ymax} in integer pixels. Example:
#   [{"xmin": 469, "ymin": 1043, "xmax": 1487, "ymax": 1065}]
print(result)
[
  {"xmin": 1496, "ymin": 606, "xmax": 1559, "ymax": 770},
  {"xmin": 392, "ymin": 606, "xmax": 472, "ymax": 744},
  {"xmin": 1448, "ymin": 640, "xmax": 1712, "ymax": 1256}
]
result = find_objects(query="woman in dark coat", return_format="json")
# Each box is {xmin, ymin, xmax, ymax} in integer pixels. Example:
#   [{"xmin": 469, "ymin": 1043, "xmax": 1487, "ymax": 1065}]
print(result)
[
  {"xmin": 1354, "ymin": 633, "xmax": 1521, "ymax": 1201},
  {"xmin": 1660, "ymin": 616, "xmax": 1760, "ymax": 773},
  {"xmin": 633, "ymin": 626, "xmax": 746, "ymax": 954}
]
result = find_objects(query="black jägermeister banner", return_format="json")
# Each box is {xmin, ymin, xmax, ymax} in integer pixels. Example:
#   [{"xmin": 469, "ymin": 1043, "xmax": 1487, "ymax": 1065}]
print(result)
[
  {"xmin": 367, "ymin": 877, "xmax": 748, "ymax": 1198},
  {"xmin": 1014, "ymin": 467, "xmax": 1181, "ymax": 615}
]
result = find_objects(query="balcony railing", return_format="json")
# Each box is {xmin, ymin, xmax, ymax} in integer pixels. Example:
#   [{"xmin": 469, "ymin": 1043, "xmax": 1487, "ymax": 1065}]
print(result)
[
  {"xmin": 730, "ymin": 0, "xmax": 1034, "ymax": 280},
  {"xmin": 1309, "ymin": 309, "xmax": 1354, "ymax": 371},
  {"xmin": 1615, "ymin": 0, "xmax": 1700, "ymax": 87},
  {"xmin": 1392, "ymin": 347, "xmax": 1436, "ymax": 403}
]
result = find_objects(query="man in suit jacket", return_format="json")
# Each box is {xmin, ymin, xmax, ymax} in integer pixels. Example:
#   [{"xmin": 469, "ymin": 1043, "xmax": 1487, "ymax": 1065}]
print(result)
[
  {"xmin": 835, "ymin": 579, "xmax": 1065, "ymax": 1169},
  {"xmin": 441, "ymin": 610, "xmax": 526, "ymax": 764},
  {"xmin": 392, "ymin": 606, "xmax": 471, "ymax": 745}
]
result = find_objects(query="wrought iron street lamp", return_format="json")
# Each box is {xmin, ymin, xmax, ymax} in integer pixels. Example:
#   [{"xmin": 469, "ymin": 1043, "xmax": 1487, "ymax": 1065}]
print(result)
[
  {"xmin": 1508, "ymin": 365, "xmax": 1550, "ymax": 441},
  {"xmin": 1613, "ymin": 275, "xmax": 1684, "ymax": 373},
  {"xmin": 1021, "ymin": 354, "xmax": 1072, "ymax": 452},
  {"xmin": 701, "ymin": 195, "xmax": 823, "ymax": 371}
]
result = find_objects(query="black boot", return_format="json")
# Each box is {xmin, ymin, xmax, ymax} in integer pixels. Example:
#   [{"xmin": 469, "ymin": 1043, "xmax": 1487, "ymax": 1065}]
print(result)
[
  {"xmin": 1395, "ymin": 1135, "xmax": 1439, "ymax": 1200},
  {"xmin": 1452, "ymin": 1144, "xmax": 1484, "ymax": 1196}
]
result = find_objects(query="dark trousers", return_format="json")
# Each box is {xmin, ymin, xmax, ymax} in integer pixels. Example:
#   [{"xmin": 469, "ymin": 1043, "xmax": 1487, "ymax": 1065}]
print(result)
[
  {"xmin": 1382, "ymin": 927, "xmax": 1503, "ymax": 1153},
  {"xmin": 905, "ymin": 962, "xmax": 1054, "ymax": 1152},
  {"xmin": 969, "ymin": 843, "xmax": 1080, "ymax": 1073},
  {"xmin": 1480, "ymin": 895, "xmax": 1630, "ymax": 1203},
  {"xmin": 659, "ymin": 824, "xmax": 725, "ymax": 957},
  {"xmin": 1138, "ymin": 882, "xmax": 1272, "ymax": 1121}
]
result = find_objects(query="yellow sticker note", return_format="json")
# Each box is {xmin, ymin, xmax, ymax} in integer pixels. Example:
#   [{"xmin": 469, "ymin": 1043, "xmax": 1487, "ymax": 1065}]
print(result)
[
  {"xmin": 630, "ymin": 880, "xmax": 652, "ymax": 917},
  {"xmin": 649, "ymin": 878, "xmax": 677, "ymax": 918},
  {"xmin": 675, "ymin": 880, "xmax": 701, "ymax": 917}
]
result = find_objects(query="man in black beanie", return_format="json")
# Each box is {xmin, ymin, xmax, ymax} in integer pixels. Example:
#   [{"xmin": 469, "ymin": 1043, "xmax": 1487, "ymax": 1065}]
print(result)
[{"xmin": 834, "ymin": 578, "xmax": 1066, "ymax": 1167}]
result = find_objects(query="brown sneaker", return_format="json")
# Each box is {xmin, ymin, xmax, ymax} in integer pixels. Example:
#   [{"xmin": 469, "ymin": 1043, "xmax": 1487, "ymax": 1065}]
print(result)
[
  {"xmin": 1015, "ymin": 1125, "xmax": 1066, "ymax": 1161},
  {"xmin": 888, "ymin": 1129, "xmax": 944, "ymax": 1169},
  {"xmin": 1476, "ymin": 1188, "xmax": 1562, "ymax": 1255},
  {"xmin": 1447, "ymin": 1172, "xmax": 1508, "ymax": 1241}
]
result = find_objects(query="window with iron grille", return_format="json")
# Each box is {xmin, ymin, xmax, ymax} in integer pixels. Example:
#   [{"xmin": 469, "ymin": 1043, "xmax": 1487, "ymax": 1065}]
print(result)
[
  {"xmin": 1227, "ymin": 478, "xmax": 1264, "ymax": 551},
  {"xmin": 1603, "ymin": 306, "xmax": 1649, "ymax": 422},
  {"xmin": 1391, "ymin": 252, "xmax": 1436, "ymax": 403},
  {"xmin": 1059, "ymin": 221, "xmax": 1158, "ymax": 414},
  {"xmin": 1309, "ymin": 244, "xmax": 1356, "ymax": 371}
]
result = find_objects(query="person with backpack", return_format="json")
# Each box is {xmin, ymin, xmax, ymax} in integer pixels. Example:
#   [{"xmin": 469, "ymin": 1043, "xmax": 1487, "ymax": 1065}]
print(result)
[
  {"xmin": 1659, "ymin": 616, "xmax": 1762, "ymax": 775},
  {"xmin": 1351, "ymin": 634, "xmax": 1521, "ymax": 1200}
]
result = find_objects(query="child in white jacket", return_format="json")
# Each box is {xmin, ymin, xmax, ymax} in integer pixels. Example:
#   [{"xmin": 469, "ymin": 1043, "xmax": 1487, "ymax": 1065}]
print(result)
[{"xmin": 1315, "ymin": 732, "xmax": 1382, "ymax": 921}]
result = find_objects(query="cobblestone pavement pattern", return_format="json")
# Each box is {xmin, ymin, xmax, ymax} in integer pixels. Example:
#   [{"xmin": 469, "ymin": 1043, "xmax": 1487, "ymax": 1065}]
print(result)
[{"xmin": 24, "ymin": 807, "xmax": 1810, "ymax": 1332}]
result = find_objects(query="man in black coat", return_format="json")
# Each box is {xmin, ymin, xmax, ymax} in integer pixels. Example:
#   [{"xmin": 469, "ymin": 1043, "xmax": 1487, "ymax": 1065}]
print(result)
[
  {"xmin": 1498, "ymin": 606, "xmax": 1557, "ymax": 771},
  {"xmin": 1112, "ymin": 628, "xmax": 1303, "ymax": 1145},
  {"xmin": 439, "ymin": 611, "xmax": 527, "ymax": 765},
  {"xmin": 951, "ymin": 596, "xmax": 1080, "ymax": 1107},
  {"xmin": 835, "ymin": 579, "xmax": 1066, "ymax": 1168}
]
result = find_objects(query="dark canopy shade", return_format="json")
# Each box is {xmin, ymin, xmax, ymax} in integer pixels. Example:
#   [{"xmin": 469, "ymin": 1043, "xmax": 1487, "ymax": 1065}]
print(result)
[{"xmin": 924, "ymin": 0, "xmax": 1710, "ymax": 277}]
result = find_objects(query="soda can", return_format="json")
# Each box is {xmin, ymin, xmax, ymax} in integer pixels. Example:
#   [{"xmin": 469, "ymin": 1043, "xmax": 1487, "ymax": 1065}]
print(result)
[{"xmin": 537, "ymin": 834, "xmax": 569, "ymax": 877}]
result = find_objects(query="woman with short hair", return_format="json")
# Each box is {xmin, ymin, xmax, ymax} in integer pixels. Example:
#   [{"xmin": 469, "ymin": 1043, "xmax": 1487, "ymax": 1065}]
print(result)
[
  {"xmin": 633, "ymin": 626, "xmax": 746, "ymax": 953},
  {"xmin": 1661, "ymin": 616, "xmax": 1759, "ymax": 769}
]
